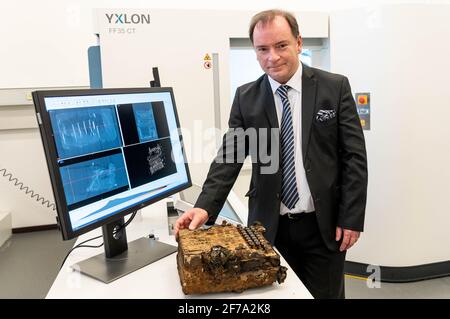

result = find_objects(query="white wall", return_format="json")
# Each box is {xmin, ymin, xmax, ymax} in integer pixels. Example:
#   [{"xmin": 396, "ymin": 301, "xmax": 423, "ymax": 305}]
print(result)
[
  {"xmin": 331, "ymin": 4, "xmax": 450, "ymax": 266},
  {"xmin": 0, "ymin": 129, "xmax": 56, "ymax": 227},
  {"xmin": 1, "ymin": 0, "xmax": 442, "ymax": 87}
]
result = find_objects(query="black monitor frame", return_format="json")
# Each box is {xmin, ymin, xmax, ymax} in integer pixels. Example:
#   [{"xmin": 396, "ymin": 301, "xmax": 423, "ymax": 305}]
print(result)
[
  {"xmin": 33, "ymin": 87, "xmax": 192, "ymax": 240},
  {"xmin": 33, "ymin": 87, "xmax": 192, "ymax": 283}
]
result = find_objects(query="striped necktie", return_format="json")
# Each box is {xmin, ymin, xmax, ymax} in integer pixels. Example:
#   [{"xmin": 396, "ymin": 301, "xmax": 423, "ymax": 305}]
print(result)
[{"xmin": 277, "ymin": 85, "xmax": 299, "ymax": 210}]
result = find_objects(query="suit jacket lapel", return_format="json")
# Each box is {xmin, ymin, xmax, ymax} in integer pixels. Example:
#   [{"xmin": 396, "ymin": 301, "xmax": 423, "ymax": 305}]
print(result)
[
  {"xmin": 302, "ymin": 64, "xmax": 317, "ymax": 162},
  {"xmin": 262, "ymin": 76, "xmax": 279, "ymax": 128}
]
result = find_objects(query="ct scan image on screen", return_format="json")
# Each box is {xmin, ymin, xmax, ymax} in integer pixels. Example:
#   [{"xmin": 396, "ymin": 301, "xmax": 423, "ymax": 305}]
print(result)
[{"xmin": 44, "ymin": 91, "xmax": 189, "ymax": 232}]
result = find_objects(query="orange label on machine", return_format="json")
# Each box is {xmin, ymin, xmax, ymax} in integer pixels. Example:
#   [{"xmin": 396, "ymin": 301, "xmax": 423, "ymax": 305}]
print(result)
[{"xmin": 357, "ymin": 95, "xmax": 368, "ymax": 105}]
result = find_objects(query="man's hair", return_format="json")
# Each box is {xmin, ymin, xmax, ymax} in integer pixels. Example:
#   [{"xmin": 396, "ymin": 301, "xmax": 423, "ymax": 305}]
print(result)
[{"xmin": 249, "ymin": 9, "xmax": 299, "ymax": 44}]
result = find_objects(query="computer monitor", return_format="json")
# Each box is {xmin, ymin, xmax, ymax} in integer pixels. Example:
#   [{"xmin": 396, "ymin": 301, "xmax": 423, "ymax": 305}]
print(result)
[{"xmin": 32, "ymin": 87, "xmax": 191, "ymax": 283}]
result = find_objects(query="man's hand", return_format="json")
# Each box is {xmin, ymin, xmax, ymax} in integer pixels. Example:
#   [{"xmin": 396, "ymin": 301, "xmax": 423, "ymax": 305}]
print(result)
[
  {"xmin": 174, "ymin": 208, "xmax": 209, "ymax": 238},
  {"xmin": 335, "ymin": 227, "xmax": 360, "ymax": 252}
]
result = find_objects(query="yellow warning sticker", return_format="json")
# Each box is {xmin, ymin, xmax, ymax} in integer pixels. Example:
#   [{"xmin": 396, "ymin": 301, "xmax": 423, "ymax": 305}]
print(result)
[{"xmin": 203, "ymin": 53, "xmax": 212, "ymax": 61}]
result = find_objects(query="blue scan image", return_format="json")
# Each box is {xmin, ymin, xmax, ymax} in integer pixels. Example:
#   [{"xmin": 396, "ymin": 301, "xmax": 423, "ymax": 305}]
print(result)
[
  {"xmin": 49, "ymin": 106, "xmax": 122, "ymax": 159},
  {"xmin": 60, "ymin": 153, "xmax": 129, "ymax": 206},
  {"xmin": 132, "ymin": 102, "xmax": 158, "ymax": 142}
]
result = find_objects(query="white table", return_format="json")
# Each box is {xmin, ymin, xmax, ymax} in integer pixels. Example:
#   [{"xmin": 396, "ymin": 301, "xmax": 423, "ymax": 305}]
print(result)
[{"xmin": 46, "ymin": 200, "xmax": 313, "ymax": 299}]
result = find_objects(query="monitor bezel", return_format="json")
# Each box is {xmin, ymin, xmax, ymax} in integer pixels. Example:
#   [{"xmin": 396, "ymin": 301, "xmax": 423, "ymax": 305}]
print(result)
[{"xmin": 33, "ymin": 87, "xmax": 192, "ymax": 240}]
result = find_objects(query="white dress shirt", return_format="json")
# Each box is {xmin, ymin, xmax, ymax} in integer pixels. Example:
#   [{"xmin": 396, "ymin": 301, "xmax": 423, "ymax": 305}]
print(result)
[{"xmin": 267, "ymin": 64, "xmax": 315, "ymax": 215}]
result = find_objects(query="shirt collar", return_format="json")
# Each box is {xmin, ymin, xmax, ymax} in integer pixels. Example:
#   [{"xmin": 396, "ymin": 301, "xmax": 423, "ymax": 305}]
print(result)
[{"xmin": 268, "ymin": 62, "xmax": 303, "ymax": 95}]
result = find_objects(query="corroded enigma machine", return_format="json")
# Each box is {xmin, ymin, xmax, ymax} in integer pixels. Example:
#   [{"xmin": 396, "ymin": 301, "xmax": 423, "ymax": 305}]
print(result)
[{"xmin": 176, "ymin": 221, "xmax": 287, "ymax": 294}]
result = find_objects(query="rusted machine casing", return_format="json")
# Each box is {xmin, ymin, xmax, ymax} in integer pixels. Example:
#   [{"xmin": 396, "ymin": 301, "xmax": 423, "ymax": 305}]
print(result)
[{"xmin": 177, "ymin": 222, "xmax": 287, "ymax": 295}]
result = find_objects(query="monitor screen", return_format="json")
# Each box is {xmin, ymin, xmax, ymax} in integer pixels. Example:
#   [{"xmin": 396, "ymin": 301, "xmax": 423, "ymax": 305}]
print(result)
[{"xmin": 33, "ymin": 87, "xmax": 191, "ymax": 240}]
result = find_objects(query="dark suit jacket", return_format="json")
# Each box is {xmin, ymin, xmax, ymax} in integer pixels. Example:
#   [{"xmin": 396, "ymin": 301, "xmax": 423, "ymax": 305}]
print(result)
[{"xmin": 195, "ymin": 63, "xmax": 368, "ymax": 251}]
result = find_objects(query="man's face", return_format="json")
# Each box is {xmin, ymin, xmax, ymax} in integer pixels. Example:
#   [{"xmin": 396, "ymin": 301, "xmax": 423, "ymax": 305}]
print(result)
[{"xmin": 253, "ymin": 16, "xmax": 302, "ymax": 84}]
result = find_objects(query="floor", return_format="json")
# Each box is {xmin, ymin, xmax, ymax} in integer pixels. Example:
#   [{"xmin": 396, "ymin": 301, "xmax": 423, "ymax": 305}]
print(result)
[
  {"xmin": 0, "ymin": 230, "xmax": 76, "ymax": 299},
  {"xmin": 0, "ymin": 230, "xmax": 449, "ymax": 299}
]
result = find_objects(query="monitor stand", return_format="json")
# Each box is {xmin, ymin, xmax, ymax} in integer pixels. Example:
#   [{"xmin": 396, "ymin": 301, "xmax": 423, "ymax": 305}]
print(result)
[{"xmin": 72, "ymin": 216, "xmax": 177, "ymax": 283}]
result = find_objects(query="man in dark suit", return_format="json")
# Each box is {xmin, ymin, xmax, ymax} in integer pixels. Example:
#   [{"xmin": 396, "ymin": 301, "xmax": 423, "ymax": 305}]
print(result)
[{"xmin": 175, "ymin": 9, "xmax": 367, "ymax": 299}]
